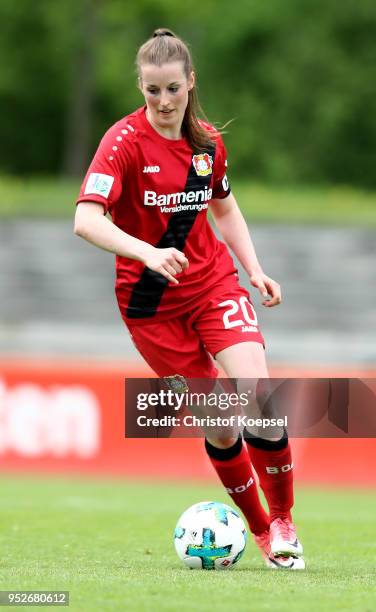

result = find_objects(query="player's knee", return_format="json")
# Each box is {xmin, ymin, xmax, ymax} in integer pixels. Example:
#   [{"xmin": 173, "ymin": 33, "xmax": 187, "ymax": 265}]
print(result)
[{"xmin": 206, "ymin": 436, "xmax": 238, "ymax": 449}]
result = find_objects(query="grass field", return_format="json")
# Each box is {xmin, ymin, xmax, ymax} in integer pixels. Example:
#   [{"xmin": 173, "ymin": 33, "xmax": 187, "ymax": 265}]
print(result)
[
  {"xmin": 1, "ymin": 175, "xmax": 376, "ymax": 225},
  {"xmin": 0, "ymin": 477, "xmax": 375, "ymax": 611}
]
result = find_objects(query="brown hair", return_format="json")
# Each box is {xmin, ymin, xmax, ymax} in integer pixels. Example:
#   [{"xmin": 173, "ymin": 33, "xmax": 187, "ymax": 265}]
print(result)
[{"xmin": 136, "ymin": 28, "xmax": 215, "ymax": 152}]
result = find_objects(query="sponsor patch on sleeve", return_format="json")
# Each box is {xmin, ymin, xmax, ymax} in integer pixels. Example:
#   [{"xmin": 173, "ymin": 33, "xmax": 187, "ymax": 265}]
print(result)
[{"xmin": 84, "ymin": 173, "xmax": 115, "ymax": 198}]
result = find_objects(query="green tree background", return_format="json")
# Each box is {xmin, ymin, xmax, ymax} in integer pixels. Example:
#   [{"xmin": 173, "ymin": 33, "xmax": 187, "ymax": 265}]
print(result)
[{"xmin": 1, "ymin": 0, "xmax": 375, "ymax": 187}]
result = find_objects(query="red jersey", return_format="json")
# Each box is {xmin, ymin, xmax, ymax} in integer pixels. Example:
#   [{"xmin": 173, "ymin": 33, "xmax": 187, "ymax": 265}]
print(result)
[{"xmin": 77, "ymin": 106, "xmax": 237, "ymax": 325}]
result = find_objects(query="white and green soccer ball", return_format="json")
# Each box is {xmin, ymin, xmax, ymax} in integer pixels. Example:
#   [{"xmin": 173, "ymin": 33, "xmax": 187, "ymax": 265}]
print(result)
[{"xmin": 174, "ymin": 501, "xmax": 247, "ymax": 570}]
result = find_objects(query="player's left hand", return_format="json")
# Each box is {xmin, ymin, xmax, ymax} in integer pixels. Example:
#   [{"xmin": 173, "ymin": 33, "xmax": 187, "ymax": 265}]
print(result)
[{"xmin": 249, "ymin": 271, "xmax": 282, "ymax": 307}]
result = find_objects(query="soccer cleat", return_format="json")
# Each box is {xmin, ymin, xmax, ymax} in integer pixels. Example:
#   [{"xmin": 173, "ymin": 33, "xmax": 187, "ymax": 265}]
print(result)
[
  {"xmin": 270, "ymin": 517, "xmax": 303, "ymax": 558},
  {"xmin": 254, "ymin": 530, "xmax": 305, "ymax": 570}
]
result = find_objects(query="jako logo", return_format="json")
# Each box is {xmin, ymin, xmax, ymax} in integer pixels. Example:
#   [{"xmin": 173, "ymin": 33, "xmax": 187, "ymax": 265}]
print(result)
[
  {"xmin": 0, "ymin": 379, "xmax": 100, "ymax": 457},
  {"xmin": 143, "ymin": 165, "xmax": 160, "ymax": 173}
]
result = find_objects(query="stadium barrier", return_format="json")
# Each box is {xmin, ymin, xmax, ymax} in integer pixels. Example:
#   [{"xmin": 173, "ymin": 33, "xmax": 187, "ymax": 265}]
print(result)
[{"xmin": 0, "ymin": 358, "xmax": 375, "ymax": 486}]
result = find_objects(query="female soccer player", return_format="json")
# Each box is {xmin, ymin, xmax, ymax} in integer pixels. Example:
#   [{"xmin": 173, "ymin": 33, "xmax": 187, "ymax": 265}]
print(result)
[{"xmin": 74, "ymin": 28, "xmax": 305, "ymax": 570}]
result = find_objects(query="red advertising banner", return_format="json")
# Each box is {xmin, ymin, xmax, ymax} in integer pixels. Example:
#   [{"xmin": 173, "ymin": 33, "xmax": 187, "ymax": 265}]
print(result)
[{"xmin": 0, "ymin": 358, "xmax": 375, "ymax": 486}]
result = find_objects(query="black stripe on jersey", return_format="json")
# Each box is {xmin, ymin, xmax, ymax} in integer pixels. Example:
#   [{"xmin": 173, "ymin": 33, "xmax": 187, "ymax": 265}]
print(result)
[{"xmin": 126, "ymin": 147, "xmax": 216, "ymax": 319}]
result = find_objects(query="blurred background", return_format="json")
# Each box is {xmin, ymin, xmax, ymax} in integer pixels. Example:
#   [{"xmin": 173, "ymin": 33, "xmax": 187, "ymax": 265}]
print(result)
[{"xmin": 0, "ymin": 0, "xmax": 375, "ymax": 483}]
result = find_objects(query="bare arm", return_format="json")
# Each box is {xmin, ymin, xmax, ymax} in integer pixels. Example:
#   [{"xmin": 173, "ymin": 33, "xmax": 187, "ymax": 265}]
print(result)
[
  {"xmin": 74, "ymin": 202, "xmax": 188, "ymax": 284},
  {"xmin": 210, "ymin": 193, "xmax": 281, "ymax": 307}
]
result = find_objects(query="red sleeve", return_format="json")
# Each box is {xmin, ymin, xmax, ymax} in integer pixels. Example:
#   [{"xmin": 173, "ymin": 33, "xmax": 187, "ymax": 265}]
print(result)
[
  {"xmin": 76, "ymin": 122, "xmax": 128, "ymax": 214},
  {"xmin": 212, "ymin": 134, "xmax": 231, "ymax": 199}
]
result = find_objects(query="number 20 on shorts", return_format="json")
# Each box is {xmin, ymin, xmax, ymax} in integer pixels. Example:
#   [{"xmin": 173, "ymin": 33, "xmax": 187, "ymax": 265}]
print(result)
[{"xmin": 218, "ymin": 296, "xmax": 258, "ymax": 330}]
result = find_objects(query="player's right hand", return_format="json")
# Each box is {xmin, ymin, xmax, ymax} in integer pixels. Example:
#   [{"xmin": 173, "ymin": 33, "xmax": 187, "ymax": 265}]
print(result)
[{"xmin": 143, "ymin": 247, "xmax": 189, "ymax": 284}]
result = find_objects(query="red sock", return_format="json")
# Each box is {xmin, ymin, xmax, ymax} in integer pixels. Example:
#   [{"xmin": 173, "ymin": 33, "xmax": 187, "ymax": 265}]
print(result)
[
  {"xmin": 245, "ymin": 433, "xmax": 294, "ymax": 522},
  {"xmin": 205, "ymin": 437, "xmax": 269, "ymax": 535}
]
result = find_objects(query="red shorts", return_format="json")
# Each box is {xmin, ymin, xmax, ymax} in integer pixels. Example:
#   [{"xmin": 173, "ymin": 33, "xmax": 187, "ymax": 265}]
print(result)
[{"xmin": 126, "ymin": 278, "xmax": 265, "ymax": 378}]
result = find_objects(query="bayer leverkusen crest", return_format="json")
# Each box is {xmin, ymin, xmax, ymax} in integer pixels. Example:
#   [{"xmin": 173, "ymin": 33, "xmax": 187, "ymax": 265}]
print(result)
[{"xmin": 192, "ymin": 153, "xmax": 213, "ymax": 176}]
